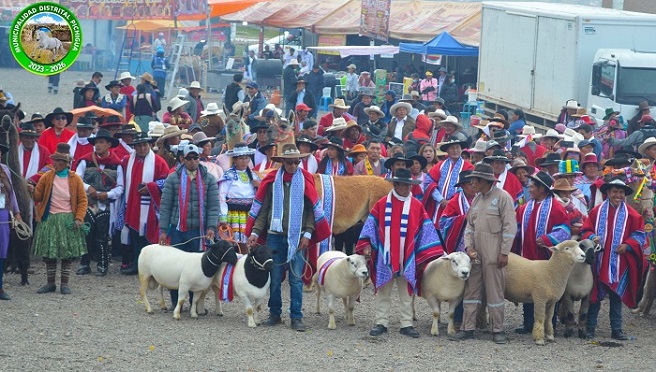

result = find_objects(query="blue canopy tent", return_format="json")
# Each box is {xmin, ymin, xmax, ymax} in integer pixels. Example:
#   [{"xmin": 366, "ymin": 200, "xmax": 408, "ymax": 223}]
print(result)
[{"xmin": 398, "ymin": 31, "xmax": 478, "ymax": 56}]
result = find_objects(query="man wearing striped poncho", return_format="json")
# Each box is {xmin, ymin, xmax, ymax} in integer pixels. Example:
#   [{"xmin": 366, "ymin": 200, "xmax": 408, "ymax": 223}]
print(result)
[
  {"xmin": 356, "ymin": 168, "xmax": 443, "ymax": 339},
  {"xmin": 581, "ymin": 178, "xmax": 645, "ymax": 341}
]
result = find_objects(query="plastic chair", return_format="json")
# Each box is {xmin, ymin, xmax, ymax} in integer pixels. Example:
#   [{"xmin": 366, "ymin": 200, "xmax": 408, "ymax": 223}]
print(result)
[{"xmin": 320, "ymin": 87, "xmax": 333, "ymax": 111}]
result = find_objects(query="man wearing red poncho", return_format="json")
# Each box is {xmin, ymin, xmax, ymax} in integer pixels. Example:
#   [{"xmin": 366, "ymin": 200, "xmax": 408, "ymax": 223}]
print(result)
[
  {"xmin": 581, "ymin": 178, "xmax": 645, "ymax": 341},
  {"xmin": 356, "ymin": 168, "xmax": 443, "ymax": 338}
]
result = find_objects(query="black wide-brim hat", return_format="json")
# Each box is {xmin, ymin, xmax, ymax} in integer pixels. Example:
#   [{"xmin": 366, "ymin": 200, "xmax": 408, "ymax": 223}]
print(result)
[
  {"xmin": 439, "ymin": 138, "xmax": 468, "ymax": 152},
  {"xmin": 535, "ymin": 153, "xmax": 562, "ymax": 167},
  {"xmin": 384, "ymin": 154, "xmax": 413, "ymax": 169},
  {"xmin": 599, "ymin": 178, "xmax": 634, "ymax": 196},
  {"xmin": 89, "ymin": 129, "xmax": 120, "ymax": 148},
  {"xmin": 385, "ymin": 168, "xmax": 421, "ymax": 185},
  {"xmin": 406, "ymin": 152, "xmax": 427, "ymax": 170},
  {"xmin": 79, "ymin": 84, "xmax": 99, "ymax": 96},
  {"xmin": 127, "ymin": 132, "xmax": 153, "ymax": 145},
  {"xmin": 44, "ymin": 107, "xmax": 73, "ymax": 128},
  {"xmin": 249, "ymin": 121, "xmax": 269, "ymax": 134},
  {"xmin": 296, "ymin": 135, "xmax": 318, "ymax": 152},
  {"xmin": 325, "ymin": 137, "xmax": 345, "ymax": 152},
  {"xmin": 258, "ymin": 140, "xmax": 277, "ymax": 155},
  {"xmin": 483, "ymin": 149, "xmax": 512, "ymax": 163},
  {"xmin": 528, "ymin": 171, "xmax": 554, "ymax": 192}
]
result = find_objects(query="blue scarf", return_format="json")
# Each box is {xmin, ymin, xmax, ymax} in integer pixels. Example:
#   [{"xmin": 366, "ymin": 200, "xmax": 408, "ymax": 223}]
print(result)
[
  {"xmin": 597, "ymin": 200, "xmax": 627, "ymax": 284},
  {"xmin": 324, "ymin": 158, "xmax": 345, "ymax": 176},
  {"xmin": 437, "ymin": 158, "xmax": 463, "ymax": 199},
  {"xmin": 271, "ymin": 167, "xmax": 305, "ymax": 263}
]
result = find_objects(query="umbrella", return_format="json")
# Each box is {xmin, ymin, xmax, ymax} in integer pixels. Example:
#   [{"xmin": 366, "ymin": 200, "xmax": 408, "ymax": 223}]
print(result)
[{"xmin": 70, "ymin": 107, "xmax": 124, "ymax": 125}]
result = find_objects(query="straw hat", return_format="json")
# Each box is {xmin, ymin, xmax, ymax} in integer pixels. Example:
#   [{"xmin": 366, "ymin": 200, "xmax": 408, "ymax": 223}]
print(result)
[
  {"xmin": 140, "ymin": 72, "xmax": 153, "ymax": 83},
  {"xmin": 439, "ymin": 116, "xmax": 464, "ymax": 131},
  {"xmin": 563, "ymin": 100, "xmax": 579, "ymax": 110},
  {"xmin": 148, "ymin": 122, "xmax": 166, "ymax": 138},
  {"xmin": 168, "ymin": 96, "xmax": 189, "ymax": 111},
  {"xmin": 187, "ymin": 81, "xmax": 204, "ymax": 90},
  {"xmin": 288, "ymin": 59, "xmax": 300, "ymax": 66},
  {"xmin": 325, "ymin": 117, "xmax": 348, "ymax": 133},
  {"xmin": 329, "ymin": 98, "xmax": 350, "ymax": 110},
  {"xmin": 518, "ymin": 125, "xmax": 537, "ymax": 137},
  {"xmin": 364, "ymin": 105, "xmax": 385, "ymax": 117},
  {"xmin": 470, "ymin": 139, "xmax": 487, "ymax": 153},
  {"xmin": 552, "ymin": 178, "xmax": 577, "ymax": 192},
  {"xmin": 534, "ymin": 128, "xmax": 563, "ymax": 140},
  {"xmin": 638, "ymin": 136, "xmax": 656, "ymax": 156},
  {"xmin": 159, "ymin": 125, "xmax": 188, "ymax": 142},
  {"xmin": 389, "ymin": 102, "xmax": 412, "ymax": 117},
  {"xmin": 428, "ymin": 109, "xmax": 447, "ymax": 121},
  {"xmin": 200, "ymin": 102, "xmax": 222, "ymax": 117}
]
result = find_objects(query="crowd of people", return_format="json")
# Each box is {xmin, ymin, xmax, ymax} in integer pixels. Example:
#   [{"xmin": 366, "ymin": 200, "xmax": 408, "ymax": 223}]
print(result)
[{"xmin": 0, "ymin": 69, "xmax": 651, "ymax": 343}]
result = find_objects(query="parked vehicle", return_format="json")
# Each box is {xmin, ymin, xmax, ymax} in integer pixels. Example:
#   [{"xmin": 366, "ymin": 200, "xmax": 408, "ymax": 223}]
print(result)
[{"xmin": 477, "ymin": 2, "xmax": 656, "ymax": 128}]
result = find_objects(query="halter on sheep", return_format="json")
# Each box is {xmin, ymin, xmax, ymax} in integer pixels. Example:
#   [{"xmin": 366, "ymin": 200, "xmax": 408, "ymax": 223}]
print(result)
[
  {"xmin": 211, "ymin": 244, "xmax": 273, "ymax": 327},
  {"xmin": 138, "ymin": 240, "xmax": 239, "ymax": 320}
]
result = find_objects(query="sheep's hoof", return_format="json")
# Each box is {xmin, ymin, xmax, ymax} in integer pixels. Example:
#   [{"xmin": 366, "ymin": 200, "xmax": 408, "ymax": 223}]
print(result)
[
  {"xmin": 630, "ymin": 308, "xmax": 639, "ymax": 314},
  {"xmin": 146, "ymin": 310, "xmax": 154, "ymax": 315},
  {"xmin": 534, "ymin": 339, "xmax": 545, "ymax": 346},
  {"xmin": 563, "ymin": 329, "xmax": 573, "ymax": 338},
  {"xmin": 216, "ymin": 313, "xmax": 224, "ymax": 317},
  {"xmin": 546, "ymin": 335, "xmax": 555, "ymax": 343}
]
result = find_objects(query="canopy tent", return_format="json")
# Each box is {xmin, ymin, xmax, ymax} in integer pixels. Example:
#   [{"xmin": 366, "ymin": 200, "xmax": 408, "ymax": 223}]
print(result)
[
  {"xmin": 116, "ymin": 20, "xmax": 177, "ymax": 32},
  {"xmin": 177, "ymin": 0, "xmax": 268, "ymax": 21},
  {"xmin": 399, "ymin": 32, "xmax": 478, "ymax": 56},
  {"xmin": 223, "ymin": 0, "xmax": 481, "ymax": 46},
  {"xmin": 307, "ymin": 45, "xmax": 399, "ymax": 58}
]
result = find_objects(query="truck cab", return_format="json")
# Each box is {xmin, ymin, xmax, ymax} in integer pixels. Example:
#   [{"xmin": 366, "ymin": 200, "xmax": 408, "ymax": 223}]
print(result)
[{"xmin": 589, "ymin": 49, "xmax": 656, "ymax": 123}]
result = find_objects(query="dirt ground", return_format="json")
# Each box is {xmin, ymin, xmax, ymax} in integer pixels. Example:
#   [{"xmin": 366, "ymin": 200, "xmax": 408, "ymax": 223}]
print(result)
[{"xmin": 0, "ymin": 68, "xmax": 655, "ymax": 371}]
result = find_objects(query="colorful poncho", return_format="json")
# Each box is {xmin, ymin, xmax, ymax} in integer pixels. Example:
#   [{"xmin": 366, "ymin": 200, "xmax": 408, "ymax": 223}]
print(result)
[
  {"xmin": 582, "ymin": 200, "xmax": 646, "ymax": 308},
  {"xmin": 356, "ymin": 191, "xmax": 443, "ymax": 295},
  {"xmin": 514, "ymin": 196, "xmax": 571, "ymax": 260},
  {"xmin": 439, "ymin": 191, "xmax": 471, "ymax": 253}
]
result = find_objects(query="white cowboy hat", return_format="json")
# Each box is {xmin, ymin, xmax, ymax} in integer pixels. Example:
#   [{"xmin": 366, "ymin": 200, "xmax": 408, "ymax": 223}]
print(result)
[
  {"xmin": 563, "ymin": 100, "xmax": 579, "ymax": 110},
  {"xmin": 562, "ymin": 128, "xmax": 584, "ymax": 145},
  {"xmin": 187, "ymin": 81, "xmax": 204, "ymax": 90},
  {"xmin": 439, "ymin": 115, "xmax": 464, "ymax": 131},
  {"xmin": 347, "ymin": 64, "xmax": 356, "ymax": 70},
  {"xmin": 638, "ymin": 136, "xmax": 656, "ymax": 155},
  {"xmin": 177, "ymin": 88, "xmax": 189, "ymax": 98},
  {"xmin": 389, "ymin": 102, "xmax": 412, "ymax": 117},
  {"xmin": 119, "ymin": 71, "xmax": 135, "ymax": 81},
  {"xmin": 428, "ymin": 109, "xmax": 447, "ymax": 120},
  {"xmin": 148, "ymin": 122, "xmax": 166, "ymax": 138},
  {"xmin": 364, "ymin": 105, "xmax": 385, "ymax": 117},
  {"xmin": 169, "ymin": 96, "xmax": 189, "ymax": 111},
  {"xmin": 226, "ymin": 143, "xmax": 256, "ymax": 157},
  {"xmin": 325, "ymin": 117, "xmax": 348, "ymax": 133},
  {"xmin": 518, "ymin": 125, "xmax": 537, "ymax": 137},
  {"xmin": 200, "ymin": 102, "xmax": 222, "ymax": 117},
  {"xmin": 329, "ymin": 98, "xmax": 350, "ymax": 110},
  {"xmin": 534, "ymin": 128, "xmax": 563, "ymax": 140},
  {"xmin": 288, "ymin": 59, "xmax": 300, "ymax": 66}
]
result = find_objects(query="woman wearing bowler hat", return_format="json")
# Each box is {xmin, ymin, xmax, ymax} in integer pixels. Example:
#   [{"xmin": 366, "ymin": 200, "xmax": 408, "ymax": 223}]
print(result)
[{"xmin": 317, "ymin": 137, "xmax": 354, "ymax": 176}]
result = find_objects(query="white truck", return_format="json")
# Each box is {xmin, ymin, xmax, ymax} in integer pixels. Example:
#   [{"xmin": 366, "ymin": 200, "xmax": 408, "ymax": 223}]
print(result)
[{"xmin": 477, "ymin": 2, "xmax": 656, "ymax": 128}]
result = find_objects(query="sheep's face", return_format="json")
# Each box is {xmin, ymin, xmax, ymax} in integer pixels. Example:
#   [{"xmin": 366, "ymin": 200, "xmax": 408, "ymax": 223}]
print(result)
[
  {"xmin": 579, "ymin": 239, "xmax": 596, "ymax": 265},
  {"xmin": 552, "ymin": 240, "xmax": 586, "ymax": 264},
  {"xmin": 251, "ymin": 245, "xmax": 274, "ymax": 271},
  {"xmin": 446, "ymin": 252, "xmax": 471, "ymax": 280},
  {"xmin": 347, "ymin": 255, "xmax": 369, "ymax": 279}
]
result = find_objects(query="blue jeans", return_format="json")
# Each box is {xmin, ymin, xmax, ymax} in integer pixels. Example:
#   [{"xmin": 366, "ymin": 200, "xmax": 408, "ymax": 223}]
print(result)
[
  {"xmin": 587, "ymin": 289, "xmax": 623, "ymax": 331},
  {"xmin": 267, "ymin": 233, "xmax": 305, "ymax": 319},
  {"xmin": 169, "ymin": 229, "xmax": 202, "ymax": 305}
]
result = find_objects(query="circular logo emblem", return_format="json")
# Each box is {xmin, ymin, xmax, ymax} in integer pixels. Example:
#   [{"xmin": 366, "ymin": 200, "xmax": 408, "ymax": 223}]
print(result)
[{"xmin": 9, "ymin": 2, "xmax": 82, "ymax": 76}]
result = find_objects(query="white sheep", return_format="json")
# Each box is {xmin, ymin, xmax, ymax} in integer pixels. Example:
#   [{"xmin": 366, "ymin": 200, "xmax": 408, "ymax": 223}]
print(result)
[
  {"xmin": 211, "ymin": 244, "xmax": 273, "ymax": 327},
  {"xmin": 418, "ymin": 252, "xmax": 471, "ymax": 336},
  {"xmin": 138, "ymin": 241, "xmax": 238, "ymax": 320},
  {"xmin": 558, "ymin": 239, "xmax": 596, "ymax": 338},
  {"xmin": 505, "ymin": 240, "xmax": 586, "ymax": 345},
  {"xmin": 313, "ymin": 251, "xmax": 369, "ymax": 329}
]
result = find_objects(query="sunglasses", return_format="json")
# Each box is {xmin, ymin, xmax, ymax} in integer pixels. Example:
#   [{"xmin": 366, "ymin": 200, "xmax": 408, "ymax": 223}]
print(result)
[
  {"xmin": 54, "ymin": 115, "xmax": 67, "ymax": 120},
  {"xmin": 184, "ymin": 155, "xmax": 200, "ymax": 161}
]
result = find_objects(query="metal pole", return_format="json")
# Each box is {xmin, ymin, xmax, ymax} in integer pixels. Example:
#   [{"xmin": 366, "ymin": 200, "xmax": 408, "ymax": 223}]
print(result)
[{"xmin": 207, "ymin": 5, "xmax": 212, "ymax": 71}]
